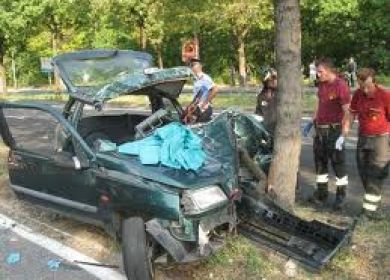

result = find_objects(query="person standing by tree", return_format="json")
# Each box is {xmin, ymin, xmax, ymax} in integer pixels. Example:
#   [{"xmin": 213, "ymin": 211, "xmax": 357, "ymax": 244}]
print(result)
[
  {"xmin": 304, "ymin": 58, "xmax": 351, "ymax": 210},
  {"xmin": 184, "ymin": 58, "xmax": 218, "ymax": 123},
  {"xmin": 348, "ymin": 68, "xmax": 389, "ymax": 219},
  {"xmin": 255, "ymin": 68, "xmax": 278, "ymax": 133},
  {"xmin": 309, "ymin": 60, "xmax": 317, "ymax": 86}
]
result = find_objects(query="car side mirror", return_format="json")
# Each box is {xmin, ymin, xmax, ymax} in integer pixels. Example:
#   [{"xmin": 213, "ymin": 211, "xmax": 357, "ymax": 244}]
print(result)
[{"xmin": 52, "ymin": 152, "xmax": 89, "ymax": 170}]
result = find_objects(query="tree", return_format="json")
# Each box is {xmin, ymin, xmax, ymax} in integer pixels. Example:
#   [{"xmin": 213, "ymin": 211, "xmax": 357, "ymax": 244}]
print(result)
[
  {"xmin": 0, "ymin": 0, "xmax": 45, "ymax": 93},
  {"xmin": 211, "ymin": 0, "xmax": 274, "ymax": 86},
  {"xmin": 144, "ymin": 1, "xmax": 165, "ymax": 68},
  {"xmin": 267, "ymin": 0, "xmax": 302, "ymax": 209},
  {"xmin": 35, "ymin": 0, "xmax": 91, "ymax": 88},
  {"xmin": 355, "ymin": 0, "xmax": 390, "ymax": 72},
  {"xmin": 301, "ymin": 0, "xmax": 359, "ymax": 68}
]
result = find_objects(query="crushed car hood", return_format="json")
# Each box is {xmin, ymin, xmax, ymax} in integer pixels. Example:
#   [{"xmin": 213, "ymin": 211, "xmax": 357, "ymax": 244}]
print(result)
[{"xmin": 97, "ymin": 111, "xmax": 272, "ymax": 192}]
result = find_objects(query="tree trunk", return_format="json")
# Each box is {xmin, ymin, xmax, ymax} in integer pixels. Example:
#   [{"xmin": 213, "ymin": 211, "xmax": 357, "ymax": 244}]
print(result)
[
  {"xmin": 193, "ymin": 35, "xmax": 199, "ymax": 59},
  {"xmin": 52, "ymin": 32, "xmax": 62, "ymax": 92},
  {"xmin": 140, "ymin": 25, "xmax": 147, "ymax": 50},
  {"xmin": 267, "ymin": 0, "xmax": 302, "ymax": 210},
  {"xmin": 11, "ymin": 52, "xmax": 17, "ymax": 89},
  {"xmin": 237, "ymin": 32, "xmax": 247, "ymax": 86},
  {"xmin": 0, "ymin": 36, "xmax": 6, "ymax": 94},
  {"xmin": 157, "ymin": 43, "xmax": 163, "ymax": 68},
  {"xmin": 0, "ymin": 36, "xmax": 6, "ymax": 93},
  {"xmin": 0, "ymin": 56, "xmax": 6, "ymax": 94}
]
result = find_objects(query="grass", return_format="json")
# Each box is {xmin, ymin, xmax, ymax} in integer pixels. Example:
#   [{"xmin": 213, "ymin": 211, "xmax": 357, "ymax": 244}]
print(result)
[
  {"xmin": 187, "ymin": 208, "xmax": 390, "ymax": 280},
  {"xmin": 0, "ymin": 92, "xmax": 68, "ymax": 103},
  {"xmin": 192, "ymin": 236, "xmax": 273, "ymax": 280},
  {"xmin": 377, "ymin": 74, "xmax": 390, "ymax": 86},
  {"xmin": 0, "ymin": 144, "xmax": 7, "ymax": 178},
  {"xmin": 0, "ymin": 91, "xmax": 317, "ymax": 113}
]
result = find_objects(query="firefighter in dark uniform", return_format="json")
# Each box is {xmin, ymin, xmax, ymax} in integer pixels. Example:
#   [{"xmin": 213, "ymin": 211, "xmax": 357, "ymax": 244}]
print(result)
[
  {"xmin": 349, "ymin": 68, "xmax": 390, "ymax": 219},
  {"xmin": 255, "ymin": 68, "xmax": 277, "ymax": 134},
  {"xmin": 306, "ymin": 58, "xmax": 351, "ymax": 209}
]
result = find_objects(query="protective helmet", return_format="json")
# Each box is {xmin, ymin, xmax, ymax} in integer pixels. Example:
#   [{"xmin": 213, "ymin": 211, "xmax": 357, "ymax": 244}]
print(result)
[{"xmin": 260, "ymin": 67, "xmax": 277, "ymax": 84}]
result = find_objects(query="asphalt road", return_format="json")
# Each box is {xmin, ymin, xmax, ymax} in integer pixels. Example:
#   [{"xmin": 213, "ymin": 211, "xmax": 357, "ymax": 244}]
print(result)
[
  {"xmin": 0, "ymin": 106, "xmax": 388, "ymax": 279},
  {"xmin": 0, "ymin": 212, "xmax": 125, "ymax": 280},
  {"xmin": 0, "ymin": 218, "xmax": 98, "ymax": 280}
]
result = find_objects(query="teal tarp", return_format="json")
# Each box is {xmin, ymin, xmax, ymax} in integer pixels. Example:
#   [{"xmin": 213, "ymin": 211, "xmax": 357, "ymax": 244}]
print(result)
[{"xmin": 118, "ymin": 122, "xmax": 205, "ymax": 171}]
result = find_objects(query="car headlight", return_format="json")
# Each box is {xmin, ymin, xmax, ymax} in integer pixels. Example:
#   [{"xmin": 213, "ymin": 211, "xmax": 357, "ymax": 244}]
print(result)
[{"xmin": 181, "ymin": 186, "xmax": 228, "ymax": 215}]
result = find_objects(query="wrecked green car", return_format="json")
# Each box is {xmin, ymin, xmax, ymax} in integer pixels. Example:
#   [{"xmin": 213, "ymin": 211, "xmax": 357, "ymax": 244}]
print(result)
[{"xmin": 0, "ymin": 50, "xmax": 352, "ymax": 280}]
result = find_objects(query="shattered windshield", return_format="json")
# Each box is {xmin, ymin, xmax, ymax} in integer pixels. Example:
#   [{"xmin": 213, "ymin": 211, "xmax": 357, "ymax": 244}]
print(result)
[{"xmin": 59, "ymin": 51, "xmax": 152, "ymax": 88}]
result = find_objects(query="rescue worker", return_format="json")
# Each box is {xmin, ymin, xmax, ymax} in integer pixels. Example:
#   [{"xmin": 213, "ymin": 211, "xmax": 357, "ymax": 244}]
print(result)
[
  {"xmin": 305, "ymin": 58, "xmax": 351, "ymax": 209},
  {"xmin": 255, "ymin": 68, "xmax": 277, "ymax": 133},
  {"xmin": 348, "ymin": 68, "xmax": 389, "ymax": 219},
  {"xmin": 186, "ymin": 58, "xmax": 218, "ymax": 123}
]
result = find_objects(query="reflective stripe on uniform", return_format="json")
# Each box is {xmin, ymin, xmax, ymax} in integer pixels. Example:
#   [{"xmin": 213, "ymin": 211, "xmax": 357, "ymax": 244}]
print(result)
[
  {"xmin": 335, "ymin": 176, "xmax": 348, "ymax": 186},
  {"xmin": 316, "ymin": 174, "xmax": 329, "ymax": 183},
  {"xmin": 364, "ymin": 193, "xmax": 382, "ymax": 203},
  {"xmin": 362, "ymin": 202, "xmax": 378, "ymax": 212}
]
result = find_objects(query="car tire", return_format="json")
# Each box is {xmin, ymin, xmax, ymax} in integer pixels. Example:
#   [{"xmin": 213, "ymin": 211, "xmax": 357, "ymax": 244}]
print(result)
[{"xmin": 122, "ymin": 217, "xmax": 154, "ymax": 280}]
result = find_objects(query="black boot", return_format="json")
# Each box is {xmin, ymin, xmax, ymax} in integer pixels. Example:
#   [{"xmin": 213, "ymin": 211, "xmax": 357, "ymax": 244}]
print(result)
[
  {"xmin": 333, "ymin": 186, "xmax": 346, "ymax": 210},
  {"xmin": 311, "ymin": 183, "xmax": 328, "ymax": 205},
  {"xmin": 361, "ymin": 208, "xmax": 386, "ymax": 221}
]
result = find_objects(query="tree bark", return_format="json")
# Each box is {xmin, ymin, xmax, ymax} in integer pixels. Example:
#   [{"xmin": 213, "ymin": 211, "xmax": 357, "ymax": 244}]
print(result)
[
  {"xmin": 0, "ymin": 37, "xmax": 7, "ymax": 94},
  {"xmin": 157, "ymin": 43, "xmax": 163, "ymax": 68},
  {"xmin": 52, "ymin": 31, "xmax": 62, "ymax": 92},
  {"xmin": 267, "ymin": 0, "xmax": 302, "ymax": 210},
  {"xmin": 237, "ymin": 31, "xmax": 247, "ymax": 86},
  {"xmin": 0, "ymin": 59, "xmax": 7, "ymax": 94},
  {"xmin": 139, "ymin": 25, "xmax": 147, "ymax": 50}
]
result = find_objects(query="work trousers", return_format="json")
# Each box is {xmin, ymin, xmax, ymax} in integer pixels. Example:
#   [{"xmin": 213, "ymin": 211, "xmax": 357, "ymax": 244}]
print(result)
[
  {"xmin": 357, "ymin": 134, "xmax": 390, "ymax": 212},
  {"xmin": 313, "ymin": 125, "xmax": 348, "ymax": 192}
]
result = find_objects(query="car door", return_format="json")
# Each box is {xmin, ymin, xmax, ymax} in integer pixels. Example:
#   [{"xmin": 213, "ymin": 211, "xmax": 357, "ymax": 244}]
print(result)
[{"xmin": 0, "ymin": 102, "xmax": 99, "ymax": 215}]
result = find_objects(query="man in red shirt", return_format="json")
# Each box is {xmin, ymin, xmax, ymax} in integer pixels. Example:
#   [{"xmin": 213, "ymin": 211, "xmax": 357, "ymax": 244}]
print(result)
[
  {"xmin": 349, "ymin": 68, "xmax": 390, "ymax": 219},
  {"xmin": 305, "ymin": 58, "xmax": 351, "ymax": 209}
]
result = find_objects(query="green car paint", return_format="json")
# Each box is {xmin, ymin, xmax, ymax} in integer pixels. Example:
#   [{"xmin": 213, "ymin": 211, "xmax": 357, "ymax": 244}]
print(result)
[{"xmin": 0, "ymin": 49, "xmax": 273, "ymax": 265}]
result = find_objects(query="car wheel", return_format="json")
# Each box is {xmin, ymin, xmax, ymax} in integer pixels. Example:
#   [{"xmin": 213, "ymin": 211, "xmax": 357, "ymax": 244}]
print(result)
[{"xmin": 122, "ymin": 217, "xmax": 155, "ymax": 280}]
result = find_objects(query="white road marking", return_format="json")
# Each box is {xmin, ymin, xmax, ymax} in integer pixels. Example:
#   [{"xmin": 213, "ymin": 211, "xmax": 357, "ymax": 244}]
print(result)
[
  {"xmin": 0, "ymin": 213, "xmax": 126, "ymax": 280},
  {"xmin": 7, "ymin": 115, "xmax": 26, "ymax": 120}
]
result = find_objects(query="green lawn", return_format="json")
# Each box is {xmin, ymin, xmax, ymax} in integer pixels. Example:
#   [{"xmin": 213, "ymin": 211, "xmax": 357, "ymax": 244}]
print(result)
[
  {"xmin": 377, "ymin": 74, "xmax": 390, "ymax": 86},
  {"xmin": 0, "ymin": 91, "xmax": 317, "ymax": 113}
]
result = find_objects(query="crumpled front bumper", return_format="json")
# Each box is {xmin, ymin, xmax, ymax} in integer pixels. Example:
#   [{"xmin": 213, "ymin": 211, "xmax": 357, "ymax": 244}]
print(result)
[
  {"xmin": 145, "ymin": 203, "xmax": 237, "ymax": 263},
  {"xmin": 237, "ymin": 195, "xmax": 355, "ymax": 270}
]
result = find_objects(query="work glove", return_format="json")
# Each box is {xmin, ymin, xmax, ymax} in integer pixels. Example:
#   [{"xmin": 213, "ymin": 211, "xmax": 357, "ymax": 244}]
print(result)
[
  {"xmin": 302, "ymin": 121, "xmax": 313, "ymax": 137},
  {"xmin": 335, "ymin": 136, "xmax": 345, "ymax": 151}
]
